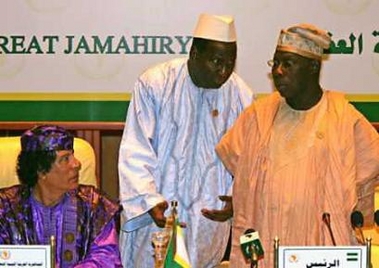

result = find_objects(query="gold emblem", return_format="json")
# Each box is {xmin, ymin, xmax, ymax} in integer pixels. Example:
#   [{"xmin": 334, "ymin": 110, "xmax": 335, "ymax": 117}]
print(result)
[
  {"xmin": 64, "ymin": 250, "xmax": 73, "ymax": 261},
  {"xmin": 65, "ymin": 232, "xmax": 75, "ymax": 244},
  {"xmin": 0, "ymin": 250, "xmax": 11, "ymax": 260}
]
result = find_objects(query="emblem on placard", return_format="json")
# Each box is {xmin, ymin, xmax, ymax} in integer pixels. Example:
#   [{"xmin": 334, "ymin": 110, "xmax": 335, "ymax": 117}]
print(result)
[
  {"xmin": 289, "ymin": 254, "xmax": 299, "ymax": 263},
  {"xmin": 0, "ymin": 250, "xmax": 11, "ymax": 260}
]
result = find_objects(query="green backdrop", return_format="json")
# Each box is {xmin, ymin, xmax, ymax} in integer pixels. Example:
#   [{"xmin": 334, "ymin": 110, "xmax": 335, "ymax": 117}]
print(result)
[{"xmin": 0, "ymin": 100, "xmax": 377, "ymax": 122}]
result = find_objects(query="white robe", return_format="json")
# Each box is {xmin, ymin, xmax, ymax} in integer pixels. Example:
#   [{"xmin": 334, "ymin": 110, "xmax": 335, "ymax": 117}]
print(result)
[{"xmin": 118, "ymin": 58, "xmax": 254, "ymax": 268}]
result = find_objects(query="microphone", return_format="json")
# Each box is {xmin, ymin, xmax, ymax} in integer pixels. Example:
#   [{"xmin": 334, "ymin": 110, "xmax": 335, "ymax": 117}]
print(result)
[
  {"xmin": 374, "ymin": 210, "xmax": 379, "ymax": 226},
  {"xmin": 350, "ymin": 210, "xmax": 365, "ymax": 245},
  {"xmin": 322, "ymin": 212, "xmax": 336, "ymax": 246},
  {"xmin": 240, "ymin": 229, "xmax": 264, "ymax": 268}
]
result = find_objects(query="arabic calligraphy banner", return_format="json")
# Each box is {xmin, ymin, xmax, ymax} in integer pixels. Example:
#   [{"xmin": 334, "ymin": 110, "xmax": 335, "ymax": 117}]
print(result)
[{"xmin": 0, "ymin": 0, "xmax": 378, "ymax": 95}]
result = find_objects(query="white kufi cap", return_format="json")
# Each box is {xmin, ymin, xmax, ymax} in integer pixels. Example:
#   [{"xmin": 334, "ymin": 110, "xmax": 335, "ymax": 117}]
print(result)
[{"xmin": 193, "ymin": 13, "xmax": 236, "ymax": 42}]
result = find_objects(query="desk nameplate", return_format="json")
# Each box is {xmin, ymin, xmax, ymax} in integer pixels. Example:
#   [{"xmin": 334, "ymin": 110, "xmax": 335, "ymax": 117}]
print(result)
[
  {"xmin": 0, "ymin": 245, "xmax": 51, "ymax": 268},
  {"xmin": 279, "ymin": 246, "xmax": 366, "ymax": 268}
]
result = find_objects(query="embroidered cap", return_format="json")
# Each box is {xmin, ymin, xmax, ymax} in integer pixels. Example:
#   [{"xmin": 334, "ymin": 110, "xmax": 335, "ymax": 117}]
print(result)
[
  {"xmin": 276, "ymin": 23, "xmax": 332, "ymax": 60},
  {"xmin": 21, "ymin": 125, "xmax": 74, "ymax": 152},
  {"xmin": 193, "ymin": 13, "xmax": 236, "ymax": 42}
]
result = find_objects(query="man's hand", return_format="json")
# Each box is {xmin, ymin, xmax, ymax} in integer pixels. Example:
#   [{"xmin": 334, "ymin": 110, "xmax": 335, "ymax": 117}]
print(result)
[
  {"xmin": 148, "ymin": 201, "xmax": 169, "ymax": 227},
  {"xmin": 201, "ymin": 195, "xmax": 233, "ymax": 222}
]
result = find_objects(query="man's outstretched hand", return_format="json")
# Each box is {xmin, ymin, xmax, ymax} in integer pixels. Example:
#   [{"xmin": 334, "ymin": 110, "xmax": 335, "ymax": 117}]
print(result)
[{"xmin": 201, "ymin": 195, "xmax": 233, "ymax": 222}]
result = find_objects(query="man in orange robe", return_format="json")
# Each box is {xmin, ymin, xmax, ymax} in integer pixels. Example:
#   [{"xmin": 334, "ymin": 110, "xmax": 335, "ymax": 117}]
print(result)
[{"xmin": 216, "ymin": 23, "xmax": 379, "ymax": 268}]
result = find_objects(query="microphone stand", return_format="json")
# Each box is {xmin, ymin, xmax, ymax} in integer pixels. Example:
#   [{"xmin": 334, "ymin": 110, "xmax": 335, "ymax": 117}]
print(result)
[
  {"xmin": 356, "ymin": 227, "xmax": 366, "ymax": 245},
  {"xmin": 366, "ymin": 237, "xmax": 372, "ymax": 268},
  {"xmin": 273, "ymin": 236, "xmax": 279, "ymax": 268},
  {"xmin": 322, "ymin": 213, "xmax": 336, "ymax": 246},
  {"xmin": 249, "ymin": 244, "xmax": 258, "ymax": 268},
  {"xmin": 50, "ymin": 235, "xmax": 56, "ymax": 268}
]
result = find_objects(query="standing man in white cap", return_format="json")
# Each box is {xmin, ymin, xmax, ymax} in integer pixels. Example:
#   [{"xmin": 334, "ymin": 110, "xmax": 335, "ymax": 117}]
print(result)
[
  {"xmin": 118, "ymin": 13, "xmax": 254, "ymax": 267},
  {"xmin": 216, "ymin": 23, "xmax": 379, "ymax": 267}
]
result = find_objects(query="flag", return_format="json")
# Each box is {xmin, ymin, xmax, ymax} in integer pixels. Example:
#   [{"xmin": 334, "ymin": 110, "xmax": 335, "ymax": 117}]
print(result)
[{"xmin": 164, "ymin": 220, "xmax": 191, "ymax": 268}]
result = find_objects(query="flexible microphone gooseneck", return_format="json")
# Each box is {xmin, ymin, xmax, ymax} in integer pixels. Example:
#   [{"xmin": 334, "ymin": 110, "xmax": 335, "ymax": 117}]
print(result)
[
  {"xmin": 350, "ymin": 210, "xmax": 365, "ymax": 245},
  {"xmin": 322, "ymin": 212, "xmax": 336, "ymax": 246}
]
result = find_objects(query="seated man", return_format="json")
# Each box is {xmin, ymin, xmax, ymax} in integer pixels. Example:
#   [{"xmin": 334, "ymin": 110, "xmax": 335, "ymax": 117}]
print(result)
[{"xmin": 0, "ymin": 125, "xmax": 122, "ymax": 268}]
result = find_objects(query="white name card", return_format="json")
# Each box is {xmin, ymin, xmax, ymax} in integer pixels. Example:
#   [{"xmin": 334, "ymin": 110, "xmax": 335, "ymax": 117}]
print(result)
[
  {"xmin": 278, "ymin": 246, "xmax": 367, "ymax": 268},
  {"xmin": 0, "ymin": 245, "xmax": 51, "ymax": 268}
]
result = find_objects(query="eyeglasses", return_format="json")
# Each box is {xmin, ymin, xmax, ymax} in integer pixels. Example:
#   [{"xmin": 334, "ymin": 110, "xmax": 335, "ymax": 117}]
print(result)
[
  {"xmin": 267, "ymin": 59, "xmax": 296, "ymax": 70},
  {"xmin": 267, "ymin": 59, "xmax": 276, "ymax": 67}
]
